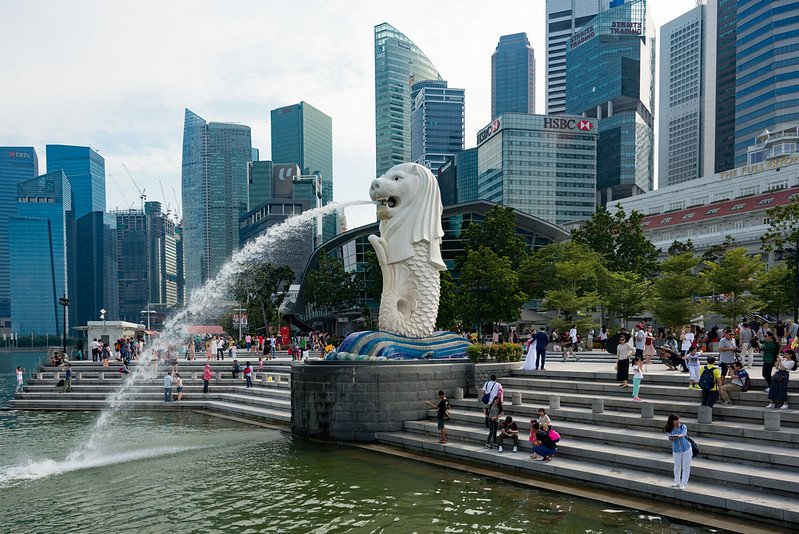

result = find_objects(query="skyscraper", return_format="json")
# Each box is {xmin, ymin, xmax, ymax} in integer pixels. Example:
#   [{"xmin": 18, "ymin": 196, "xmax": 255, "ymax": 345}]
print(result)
[
  {"xmin": 46, "ymin": 145, "xmax": 105, "ymax": 220},
  {"xmin": 476, "ymin": 113, "xmax": 597, "ymax": 226},
  {"xmin": 115, "ymin": 208, "xmax": 147, "ymax": 322},
  {"xmin": 492, "ymin": 33, "xmax": 535, "ymax": 117},
  {"xmin": 0, "ymin": 147, "xmax": 38, "ymax": 320},
  {"xmin": 714, "ymin": 0, "xmax": 737, "ymax": 173},
  {"xmin": 9, "ymin": 171, "xmax": 75, "ymax": 335},
  {"xmin": 410, "ymin": 80, "xmax": 465, "ymax": 174},
  {"xmin": 270, "ymin": 102, "xmax": 334, "ymax": 240},
  {"xmin": 565, "ymin": 0, "xmax": 655, "ymax": 204},
  {"xmin": 181, "ymin": 109, "xmax": 251, "ymax": 292},
  {"xmin": 374, "ymin": 22, "xmax": 442, "ymax": 176},
  {"xmin": 545, "ymin": 1, "xmax": 608, "ymax": 115},
  {"xmin": 658, "ymin": 2, "xmax": 717, "ymax": 186},
  {"xmin": 734, "ymin": 1, "xmax": 799, "ymax": 166},
  {"xmin": 75, "ymin": 211, "xmax": 119, "ymax": 327}
]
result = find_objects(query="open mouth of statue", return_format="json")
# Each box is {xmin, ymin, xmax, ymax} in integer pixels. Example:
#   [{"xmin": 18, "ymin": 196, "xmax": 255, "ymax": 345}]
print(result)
[{"xmin": 378, "ymin": 197, "xmax": 398, "ymax": 208}]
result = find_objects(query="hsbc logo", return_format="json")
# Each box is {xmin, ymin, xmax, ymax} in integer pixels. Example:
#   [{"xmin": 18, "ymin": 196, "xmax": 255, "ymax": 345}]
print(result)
[
  {"xmin": 543, "ymin": 118, "xmax": 595, "ymax": 131},
  {"xmin": 477, "ymin": 119, "xmax": 502, "ymax": 144}
]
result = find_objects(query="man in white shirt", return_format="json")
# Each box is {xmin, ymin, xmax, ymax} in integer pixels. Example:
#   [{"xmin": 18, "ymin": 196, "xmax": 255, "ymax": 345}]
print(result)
[
  {"xmin": 633, "ymin": 324, "xmax": 646, "ymax": 361},
  {"xmin": 563, "ymin": 325, "xmax": 580, "ymax": 362},
  {"xmin": 482, "ymin": 374, "xmax": 501, "ymax": 404},
  {"xmin": 738, "ymin": 323, "xmax": 754, "ymax": 368}
]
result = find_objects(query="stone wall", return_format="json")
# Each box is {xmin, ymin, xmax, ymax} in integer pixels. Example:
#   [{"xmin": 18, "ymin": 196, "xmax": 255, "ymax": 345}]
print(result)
[{"xmin": 291, "ymin": 360, "xmax": 470, "ymax": 441}]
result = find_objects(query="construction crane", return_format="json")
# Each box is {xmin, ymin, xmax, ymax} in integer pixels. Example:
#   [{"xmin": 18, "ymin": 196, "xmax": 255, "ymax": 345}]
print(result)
[
  {"xmin": 159, "ymin": 180, "xmax": 171, "ymax": 218},
  {"xmin": 121, "ymin": 162, "xmax": 146, "ymax": 211},
  {"xmin": 172, "ymin": 186, "xmax": 182, "ymax": 223},
  {"xmin": 106, "ymin": 172, "xmax": 131, "ymax": 210}
]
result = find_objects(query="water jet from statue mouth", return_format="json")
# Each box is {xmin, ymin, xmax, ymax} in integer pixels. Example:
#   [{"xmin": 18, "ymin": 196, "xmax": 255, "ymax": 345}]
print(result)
[{"xmin": 375, "ymin": 197, "xmax": 398, "ymax": 208}]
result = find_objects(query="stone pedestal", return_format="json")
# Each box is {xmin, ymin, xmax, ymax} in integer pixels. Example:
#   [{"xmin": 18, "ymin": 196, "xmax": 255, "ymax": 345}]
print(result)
[
  {"xmin": 764, "ymin": 410, "xmax": 781, "ymax": 431},
  {"xmin": 592, "ymin": 398, "xmax": 604, "ymax": 414},
  {"xmin": 698, "ymin": 405, "xmax": 713, "ymax": 424},
  {"xmin": 291, "ymin": 360, "xmax": 470, "ymax": 441},
  {"xmin": 549, "ymin": 396, "xmax": 561, "ymax": 410},
  {"xmin": 455, "ymin": 387, "xmax": 464, "ymax": 400},
  {"xmin": 641, "ymin": 402, "xmax": 654, "ymax": 419},
  {"xmin": 512, "ymin": 391, "xmax": 522, "ymax": 405}
]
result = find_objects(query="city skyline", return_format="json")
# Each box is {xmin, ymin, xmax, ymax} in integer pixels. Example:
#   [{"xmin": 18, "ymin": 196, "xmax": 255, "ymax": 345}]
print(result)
[{"xmin": 1, "ymin": 0, "xmax": 698, "ymax": 229}]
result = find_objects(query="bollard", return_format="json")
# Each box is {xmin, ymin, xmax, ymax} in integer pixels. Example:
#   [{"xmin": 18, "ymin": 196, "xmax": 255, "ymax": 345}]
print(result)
[
  {"xmin": 592, "ymin": 398, "xmax": 604, "ymax": 414},
  {"xmin": 37, "ymin": 372, "xmax": 43, "ymax": 380},
  {"xmin": 512, "ymin": 391, "xmax": 522, "ymax": 405},
  {"xmin": 550, "ymin": 395, "xmax": 561, "ymax": 410},
  {"xmin": 698, "ymin": 405, "xmax": 713, "ymax": 424},
  {"xmin": 455, "ymin": 387, "xmax": 464, "ymax": 400},
  {"xmin": 641, "ymin": 402, "xmax": 654, "ymax": 419},
  {"xmin": 99, "ymin": 372, "xmax": 104, "ymax": 380},
  {"xmin": 764, "ymin": 410, "xmax": 781, "ymax": 431}
]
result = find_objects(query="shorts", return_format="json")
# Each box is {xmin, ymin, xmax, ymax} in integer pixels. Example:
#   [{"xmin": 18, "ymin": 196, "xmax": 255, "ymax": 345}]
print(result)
[
  {"xmin": 437, "ymin": 419, "xmax": 445, "ymax": 430},
  {"xmin": 176, "ymin": 386, "xmax": 183, "ymax": 392}
]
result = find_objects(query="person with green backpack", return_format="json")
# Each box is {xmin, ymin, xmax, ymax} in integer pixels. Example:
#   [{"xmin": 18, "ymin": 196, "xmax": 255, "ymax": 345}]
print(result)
[{"xmin": 698, "ymin": 356, "xmax": 722, "ymax": 407}]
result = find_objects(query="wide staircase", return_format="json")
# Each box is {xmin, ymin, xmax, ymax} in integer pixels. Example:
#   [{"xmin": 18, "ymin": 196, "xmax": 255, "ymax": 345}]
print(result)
[
  {"xmin": 376, "ymin": 363, "xmax": 798, "ymax": 529},
  {"xmin": 8, "ymin": 359, "xmax": 293, "ymax": 426}
]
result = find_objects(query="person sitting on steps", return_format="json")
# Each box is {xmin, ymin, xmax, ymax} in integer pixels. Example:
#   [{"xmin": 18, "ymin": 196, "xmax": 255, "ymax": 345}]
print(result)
[{"xmin": 497, "ymin": 415, "xmax": 519, "ymax": 452}]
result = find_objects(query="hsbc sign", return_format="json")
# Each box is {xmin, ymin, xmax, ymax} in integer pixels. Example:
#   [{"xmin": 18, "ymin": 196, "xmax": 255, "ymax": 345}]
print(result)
[
  {"xmin": 477, "ymin": 119, "xmax": 501, "ymax": 144},
  {"xmin": 543, "ymin": 118, "xmax": 594, "ymax": 131}
]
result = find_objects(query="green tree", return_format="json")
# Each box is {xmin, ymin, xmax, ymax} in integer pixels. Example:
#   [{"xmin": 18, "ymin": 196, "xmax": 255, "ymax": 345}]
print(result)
[
  {"xmin": 755, "ymin": 264, "xmax": 793, "ymax": 318},
  {"xmin": 571, "ymin": 205, "xmax": 659, "ymax": 277},
  {"xmin": 362, "ymin": 250, "xmax": 383, "ymax": 301},
  {"xmin": 436, "ymin": 270, "xmax": 458, "ymax": 330},
  {"xmin": 231, "ymin": 262, "xmax": 295, "ymax": 337},
  {"xmin": 668, "ymin": 239, "xmax": 695, "ymax": 255},
  {"xmin": 600, "ymin": 271, "xmax": 652, "ymax": 325},
  {"xmin": 304, "ymin": 252, "xmax": 360, "ymax": 311},
  {"xmin": 705, "ymin": 247, "xmax": 764, "ymax": 325},
  {"xmin": 457, "ymin": 246, "xmax": 527, "ymax": 333},
  {"xmin": 762, "ymin": 200, "xmax": 799, "ymax": 253},
  {"xmin": 701, "ymin": 235, "xmax": 737, "ymax": 263},
  {"xmin": 518, "ymin": 241, "xmax": 605, "ymax": 300},
  {"xmin": 649, "ymin": 253, "xmax": 706, "ymax": 329},
  {"xmin": 462, "ymin": 205, "xmax": 529, "ymax": 268}
]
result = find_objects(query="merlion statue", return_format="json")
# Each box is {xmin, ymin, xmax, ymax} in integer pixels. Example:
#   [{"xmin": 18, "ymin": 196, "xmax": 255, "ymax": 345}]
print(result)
[{"xmin": 368, "ymin": 162, "xmax": 446, "ymax": 338}]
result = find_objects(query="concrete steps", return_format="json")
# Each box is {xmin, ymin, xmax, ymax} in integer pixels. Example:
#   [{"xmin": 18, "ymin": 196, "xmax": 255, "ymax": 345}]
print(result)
[{"xmin": 375, "ymin": 430, "xmax": 797, "ymax": 526}]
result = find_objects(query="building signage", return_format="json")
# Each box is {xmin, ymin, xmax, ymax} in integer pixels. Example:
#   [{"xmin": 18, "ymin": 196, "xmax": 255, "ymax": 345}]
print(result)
[
  {"xmin": 719, "ymin": 154, "xmax": 799, "ymax": 180},
  {"xmin": 610, "ymin": 21, "xmax": 642, "ymax": 35},
  {"xmin": 7, "ymin": 151, "xmax": 31, "ymax": 158},
  {"xmin": 543, "ymin": 118, "xmax": 594, "ymax": 131},
  {"xmin": 570, "ymin": 26, "xmax": 595, "ymax": 48},
  {"xmin": 272, "ymin": 163, "xmax": 300, "ymax": 198},
  {"xmin": 477, "ymin": 119, "xmax": 501, "ymax": 144}
]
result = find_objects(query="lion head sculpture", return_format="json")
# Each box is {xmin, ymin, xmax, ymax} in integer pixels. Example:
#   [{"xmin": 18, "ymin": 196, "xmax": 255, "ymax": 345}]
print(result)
[{"xmin": 369, "ymin": 163, "xmax": 445, "ymax": 270}]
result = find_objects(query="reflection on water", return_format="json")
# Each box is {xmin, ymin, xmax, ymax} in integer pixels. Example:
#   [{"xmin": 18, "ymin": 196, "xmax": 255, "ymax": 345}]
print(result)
[{"xmin": 0, "ymin": 411, "xmax": 721, "ymax": 533}]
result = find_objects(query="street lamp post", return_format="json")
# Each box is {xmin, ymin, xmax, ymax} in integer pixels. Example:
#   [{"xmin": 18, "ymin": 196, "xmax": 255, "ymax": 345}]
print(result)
[{"xmin": 58, "ymin": 295, "xmax": 69, "ymax": 355}]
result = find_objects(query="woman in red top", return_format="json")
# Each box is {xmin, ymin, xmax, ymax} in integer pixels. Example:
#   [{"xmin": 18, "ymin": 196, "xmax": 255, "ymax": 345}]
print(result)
[{"xmin": 644, "ymin": 325, "xmax": 656, "ymax": 366}]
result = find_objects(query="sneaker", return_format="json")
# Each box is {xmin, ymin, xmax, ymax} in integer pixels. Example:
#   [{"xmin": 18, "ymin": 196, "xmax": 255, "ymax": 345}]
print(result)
[
  {"xmin": 671, "ymin": 482, "xmax": 680, "ymax": 488},
  {"xmin": 678, "ymin": 485, "xmax": 687, "ymax": 490},
  {"xmin": 543, "ymin": 455, "xmax": 553, "ymax": 462},
  {"xmin": 780, "ymin": 404, "xmax": 789, "ymax": 410},
  {"xmin": 484, "ymin": 443, "xmax": 491, "ymax": 449},
  {"xmin": 766, "ymin": 403, "xmax": 775, "ymax": 409},
  {"xmin": 764, "ymin": 388, "xmax": 770, "ymax": 394},
  {"xmin": 512, "ymin": 446, "xmax": 518, "ymax": 452},
  {"xmin": 498, "ymin": 446, "xmax": 503, "ymax": 452},
  {"xmin": 687, "ymin": 385, "xmax": 694, "ymax": 390},
  {"xmin": 633, "ymin": 397, "xmax": 641, "ymax": 401},
  {"xmin": 530, "ymin": 454, "xmax": 539, "ymax": 460}
]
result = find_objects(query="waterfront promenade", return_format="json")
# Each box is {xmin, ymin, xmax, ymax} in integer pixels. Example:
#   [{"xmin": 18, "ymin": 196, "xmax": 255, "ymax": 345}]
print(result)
[{"xmin": 6, "ymin": 352, "xmax": 797, "ymax": 532}]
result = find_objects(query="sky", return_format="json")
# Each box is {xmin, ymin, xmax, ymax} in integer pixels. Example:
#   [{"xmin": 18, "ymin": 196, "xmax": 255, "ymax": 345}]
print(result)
[{"xmin": 1, "ymin": 0, "xmax": 699, "ymax": 229}]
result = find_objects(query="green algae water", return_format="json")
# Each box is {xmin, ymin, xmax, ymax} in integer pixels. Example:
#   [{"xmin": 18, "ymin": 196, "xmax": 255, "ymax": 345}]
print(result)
[{"xmin": 1, "ymin": 354, "xmax": 720, "ymax": 533}]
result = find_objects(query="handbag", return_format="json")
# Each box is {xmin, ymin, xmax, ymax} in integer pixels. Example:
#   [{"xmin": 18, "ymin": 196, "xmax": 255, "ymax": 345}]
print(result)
[
  {"xmin": 686, "ymin": 436, "xmax": 699, "ymax": 457},
  {"xmin": 772, "ymin": 370, "xmax": 788, "ymax": 382}
]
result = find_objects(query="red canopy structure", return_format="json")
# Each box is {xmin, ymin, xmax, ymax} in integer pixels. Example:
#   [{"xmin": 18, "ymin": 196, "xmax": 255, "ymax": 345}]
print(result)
[{"xmin": 184, "ymin": 325, "xmax": 225, "ymax": 335}]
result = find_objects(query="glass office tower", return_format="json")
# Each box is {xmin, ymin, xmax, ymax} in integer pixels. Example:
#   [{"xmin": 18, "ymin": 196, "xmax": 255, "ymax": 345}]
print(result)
[
  {"xmin": 75, "ymin": 211, "xmax": 119, "ymax": 327},
  {"xmin": 9, "ymin": 171, "xmax": 75, "ymax": 335},
  {"xmin": 714, "ymin": 0, "xmax": 737, "ymax": 173},
  {"xmin": 476, "ymin": 113, "xmax": 598, "ymax": 226},
  {"xmin": 0, "ymin": 147, "xmax": 38, "ymax": 320},
  {"xmin": 270, "ymin": 102, "xmax": 335, "ymax": 241},
  {"xmin": 734, "ymin": 0, "xmax": 799, "ymax": 166},
  {"xmin": 410, "ymin": 80, "xmax": 465, "ymax": 174},
  {"xmin": 492, "ymin": 33, "xmax": 535, "ymax": 118},
  {"xmin": 374, "ymin": 22, "xmax": 442, "ymax": 177},
  {"xmin": 181, "ymin": 109, "xmax": 251, "ymax": 293},
  {"xmin": 565, "ymin": 0, "xmax": 655, "ymax": 204},
  {"xmin": 46, "ymin": 145, "xmax": 105, "ymax": 220}
]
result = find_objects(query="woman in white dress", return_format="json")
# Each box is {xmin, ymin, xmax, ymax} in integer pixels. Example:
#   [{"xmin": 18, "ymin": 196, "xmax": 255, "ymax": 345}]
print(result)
[{"xmin": 522, "ymin": 330, "xmax": 537, "ymax": 371}]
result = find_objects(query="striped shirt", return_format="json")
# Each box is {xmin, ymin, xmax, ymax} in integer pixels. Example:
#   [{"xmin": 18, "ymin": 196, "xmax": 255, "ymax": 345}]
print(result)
[{"xmin": 669, "ymin": 424, "xmax": 691, "ymax": 453}]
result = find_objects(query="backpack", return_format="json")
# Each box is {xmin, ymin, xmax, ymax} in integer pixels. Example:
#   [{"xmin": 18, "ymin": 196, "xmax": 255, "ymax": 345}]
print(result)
[
  {"xmin": 740, "ymin": 371, "xmax": 751, "ymax": 392},
  {"xmin": 699, "ymin": 365, "xmax": 716, "ymax": 390}
]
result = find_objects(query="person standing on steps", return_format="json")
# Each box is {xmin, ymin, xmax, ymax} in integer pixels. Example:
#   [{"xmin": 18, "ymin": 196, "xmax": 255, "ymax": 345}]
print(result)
[
  {"xmin": 761, "ymin": 331, "xmax": 779, "ymax": 394},
  {"xmin": 534, "ymin": 328, "xmax": 549, "ymax": 370},
  {"xmin": 665, "ymin": 414, "xmax": 692, "ymax": 489},
  {"xmin": 643, "ymin": 325, "xmax": 656, "ymax": 366},
  {"xmin": 718, "ymin": 328, "xmax": 738, "ymax": 381},
  {"xmin": 426, "ymin": 390, "xmax": 449, "ymax": 444},
  {"xmin": 680, "ymin": 327, "xmax": 695, "ymax": 372},
  {"xmin": 631, "ymin": 356, "xmax": 644, "ymax": 401},
  {"xmin": 685, "ymin": 346, "xmax": 702, "ymax": 390},
  {"xmin": 482, "ymin": 375, "xmax": 500, "ymax": 405},
  {"xmin": 766, "ymin": 350, "xmax": 796, "ymax": 410},
  {"xmin": 699, "ymin": 356, "xmax": 722, "ymax": 407},
  {"xmin": 163, "ymin": 372, "xmax": 173, "ymax": 402},
  {"xmin": 63, "ymin": 363, "xmax": 72, "ymax": 393},
  {"xmin": 202, "ymin": 363, "xmax": 214, "ymax": 394},
  {"xmin": 522, "ymin": 330, "xmax": 537, "ymax": 371},
  {"xmin": 243, "ymin": 362, "xmax": 253, "ymax": 388},
  {"xmin": 633, "ymin": 324, "xmax": 646, "ymax": 363},
  {"xmin": 738, "ymin": 321, "xmax": 754, "ymax": 369},
  {"xmin": 15, "ymin": 366, "xmax": 24, "ymax": 393},
  {"xmin": 616, "ymin": 335, "xmax": 634, "ymax": 389},
  {"xmin": 484, "ymin": 396, "xmax": 503, "ymax": 449}
]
